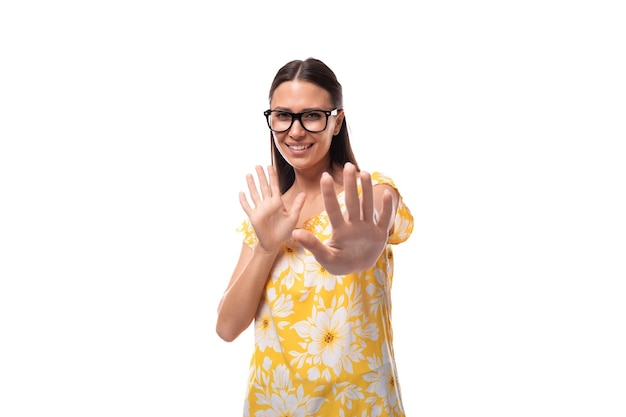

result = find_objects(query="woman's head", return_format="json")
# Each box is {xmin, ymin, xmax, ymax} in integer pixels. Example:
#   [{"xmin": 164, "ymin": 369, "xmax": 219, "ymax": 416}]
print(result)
[{"xmin": 267, "ymin": 58, "xmax": 359, "ymax": 194}]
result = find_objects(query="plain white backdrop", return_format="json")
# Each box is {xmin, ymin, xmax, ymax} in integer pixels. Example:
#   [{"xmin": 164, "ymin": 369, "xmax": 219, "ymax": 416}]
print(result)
[{"xmin": 1, "ymin": 1, "xmax": 625, "ymax": 416}]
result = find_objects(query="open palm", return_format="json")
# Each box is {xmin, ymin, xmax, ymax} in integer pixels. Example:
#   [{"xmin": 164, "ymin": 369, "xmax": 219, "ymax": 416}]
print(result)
[
  {"xmin": 292, "ymin": 163, "xmax": 394, "ymax": 275},
  {"xmin": 239, "ymin": 165, "xmax": 305, "ymax": 254}
]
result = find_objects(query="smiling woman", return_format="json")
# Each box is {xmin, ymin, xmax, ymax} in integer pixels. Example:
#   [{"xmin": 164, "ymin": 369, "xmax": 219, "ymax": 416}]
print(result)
[{"xmin": 216, "ymin": 58, "xmax": 414, "ymax": 416}]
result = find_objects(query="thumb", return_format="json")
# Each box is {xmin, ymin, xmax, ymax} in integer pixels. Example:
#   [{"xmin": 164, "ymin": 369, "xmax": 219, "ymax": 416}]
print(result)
[
  {"xmin": 289, "ymin": 192, "xmax": 306, "ymax": 220},
  {"xmin": 292, "ymin": 229, "xmax": 332, "ymax": 265}
]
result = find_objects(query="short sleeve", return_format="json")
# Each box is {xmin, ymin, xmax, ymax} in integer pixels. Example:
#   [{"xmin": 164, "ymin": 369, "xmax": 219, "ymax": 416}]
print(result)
[
  {"xmin": 237, "ymin": 218, "xmax": 258, "ymax": 248},
  {"xmin": 371, "ymin": 172, "xmax": 414, "ymax": 245}
]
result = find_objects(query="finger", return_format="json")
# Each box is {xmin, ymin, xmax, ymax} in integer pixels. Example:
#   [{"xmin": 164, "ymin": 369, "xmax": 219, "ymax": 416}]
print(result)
[
  {"xmin": 359, "ymin": 171, "xmax": 374, "ymax": 223},
  {"xmin": 289, "ymin": 192, "xmax": 306, "ymax": 220},
  {"xmin": 255, "ymin": 165, "xmax": 271, "ymax": 199},
  {"xmin": 267, "ymin": 165, "xmax": 281, "ymax": 198},
  {"xmin": 292, "ymin": 228, "xmax": 332, "ymax": 265},
  {"xmin": 343, "ymin": 163, "xmax": 360, "ymax": 222},
  {"xmin": 320, "ymin": 172, "xmax": 344, "ymax": 228},
  {"xmin": 245, "ymin": 173, "xmax": 261, "ymax": 206},
  {"xmin": 375, "ymin": 189, "xmax": 394, "ymax": 233},
  {"xmin": 239, "ymin": 191, "xmax": 254, "ymax": 217}
]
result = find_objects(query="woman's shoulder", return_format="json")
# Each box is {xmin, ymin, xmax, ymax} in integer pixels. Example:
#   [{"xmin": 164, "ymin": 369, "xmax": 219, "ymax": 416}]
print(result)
[
  {"xmin": 237, "ymin": 218, "xmax": 258, "ymax": 247},
  {"xmin": 370, "ymin": 171, "xmax": 398, "ymax": 188},
  {"xmin": 368, "ymin": 170, "xmax": 414, "ymax": 243}
]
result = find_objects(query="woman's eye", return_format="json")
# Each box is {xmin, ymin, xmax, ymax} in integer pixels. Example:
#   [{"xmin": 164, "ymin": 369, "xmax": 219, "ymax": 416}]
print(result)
[
  {"xmin": 304, "ymin": 111, "xmax": 322, "ymax": 120},
  {"xmin": 275, "ymin": 112, "xmax": 292, "ymax": 120}
]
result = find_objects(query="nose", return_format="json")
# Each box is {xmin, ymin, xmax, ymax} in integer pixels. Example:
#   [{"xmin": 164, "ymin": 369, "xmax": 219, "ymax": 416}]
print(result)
[{"xmin": 289, "ymin": 117, "xmax": 306, "ymax": 138}]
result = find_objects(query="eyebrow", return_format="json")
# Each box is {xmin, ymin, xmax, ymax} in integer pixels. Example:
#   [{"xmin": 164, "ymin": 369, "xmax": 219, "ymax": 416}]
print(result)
[{"xmin": 271, "ymin": 107, "xmax": 329, "ymax": 112}]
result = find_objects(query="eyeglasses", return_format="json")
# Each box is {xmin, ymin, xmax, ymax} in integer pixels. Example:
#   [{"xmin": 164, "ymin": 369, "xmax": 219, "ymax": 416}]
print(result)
[{"xmin": 263, "ymin": 108, "xmax": 339, "ymax": 133}]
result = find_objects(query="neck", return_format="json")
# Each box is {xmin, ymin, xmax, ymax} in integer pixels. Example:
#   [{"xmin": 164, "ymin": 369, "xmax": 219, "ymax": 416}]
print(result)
[{"xmin": 293, "ymin": 171, "xmax": 341, "ymax": 201}]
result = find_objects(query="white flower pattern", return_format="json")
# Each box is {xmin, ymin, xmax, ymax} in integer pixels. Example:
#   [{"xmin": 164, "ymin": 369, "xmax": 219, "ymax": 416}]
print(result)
[{"xmin": 241, "ymin": 172, "xmax": 413, "ymax": 417}]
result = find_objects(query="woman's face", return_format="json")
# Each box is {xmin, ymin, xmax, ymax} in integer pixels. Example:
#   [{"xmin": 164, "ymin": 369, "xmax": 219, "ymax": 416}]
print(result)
[{"xmin": 269, "ymin": 80, "xmax": 343, "ymax": 173}]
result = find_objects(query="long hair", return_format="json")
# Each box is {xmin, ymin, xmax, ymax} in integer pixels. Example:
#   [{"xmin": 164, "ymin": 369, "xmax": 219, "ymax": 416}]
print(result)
[{"xmin": 268, "ymin": 58, "xmax": 359, "ymax": 194}]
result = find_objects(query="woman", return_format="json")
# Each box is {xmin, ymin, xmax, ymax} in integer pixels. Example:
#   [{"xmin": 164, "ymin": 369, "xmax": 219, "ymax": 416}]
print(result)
[{"xmin": 216, "ymin": 58, "xmax": 414, "ymax": 416}]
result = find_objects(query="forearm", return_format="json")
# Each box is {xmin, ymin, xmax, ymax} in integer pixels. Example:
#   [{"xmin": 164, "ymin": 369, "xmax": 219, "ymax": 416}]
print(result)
[{"xmin": 216, "ymin": 248, "xmax": 279, "ymax": 342}]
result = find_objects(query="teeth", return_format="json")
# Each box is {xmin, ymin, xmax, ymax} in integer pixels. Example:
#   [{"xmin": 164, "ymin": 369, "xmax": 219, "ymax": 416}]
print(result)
[{"xmin": 288, "ymin": 144, "xmax": 311, "ymax": 151}]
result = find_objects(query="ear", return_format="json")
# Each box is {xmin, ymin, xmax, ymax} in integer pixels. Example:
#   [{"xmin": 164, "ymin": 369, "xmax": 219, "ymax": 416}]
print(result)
[{"xmin": 332, "ymin": 110, "xmax": 345, "ymax": 136}]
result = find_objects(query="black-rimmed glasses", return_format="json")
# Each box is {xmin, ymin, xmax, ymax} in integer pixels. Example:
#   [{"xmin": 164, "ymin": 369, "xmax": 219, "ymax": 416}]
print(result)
[{"xmin": 263, "ymin": 109, "xmax": 339, "ymax": 133}]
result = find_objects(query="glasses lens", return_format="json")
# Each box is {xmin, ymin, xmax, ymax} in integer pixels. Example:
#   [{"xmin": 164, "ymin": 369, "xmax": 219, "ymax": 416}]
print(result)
[
  {"xmin": 266, "ymin": 110, "xmax": 328, "ymax": 133},
  {"xmin": 269, "ymin": 111, "xmax": 293, "ymax": 132},
  {"xmin": 300, "ymin": 111, "xmax": 327, "ymax": 132}
]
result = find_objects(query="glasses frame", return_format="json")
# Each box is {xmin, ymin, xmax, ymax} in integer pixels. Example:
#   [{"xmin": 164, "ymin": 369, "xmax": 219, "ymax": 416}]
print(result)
[{"xmin": 263, "ymin": 108, "xmax": 339, "ymax": 133}]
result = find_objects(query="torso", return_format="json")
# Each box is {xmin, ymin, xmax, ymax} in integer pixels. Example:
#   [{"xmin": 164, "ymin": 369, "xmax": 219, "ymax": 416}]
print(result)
[{"xmin": 241, "ymin": 170, "xmax": 414, "ymax": 417}]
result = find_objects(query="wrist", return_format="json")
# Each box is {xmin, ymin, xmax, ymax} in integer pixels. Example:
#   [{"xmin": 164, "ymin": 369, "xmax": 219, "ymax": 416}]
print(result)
[{"xmin": 253, "ymin": 243, "xmax": 282, "ymax": 258}]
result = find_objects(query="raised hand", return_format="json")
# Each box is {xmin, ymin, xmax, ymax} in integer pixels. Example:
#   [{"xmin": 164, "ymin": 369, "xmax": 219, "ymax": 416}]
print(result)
[
  {"xmin": 239, "ymin": 165, "xmax": 305, "ymax": 254},
  {"xmin": 292, "ymin": 163, "xmax": 394, "ymax": 275}
]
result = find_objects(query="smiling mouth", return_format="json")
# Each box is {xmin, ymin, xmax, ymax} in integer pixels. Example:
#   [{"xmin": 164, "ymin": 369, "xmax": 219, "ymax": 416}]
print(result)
[{"xmin": 287, "ymin": 144, "xmax": 313, "ymax": 151}]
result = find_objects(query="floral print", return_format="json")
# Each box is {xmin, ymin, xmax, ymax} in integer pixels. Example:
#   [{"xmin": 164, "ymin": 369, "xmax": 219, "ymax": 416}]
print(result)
[{"xmin": 238, "ymin": 172, "xmax": 413, "ymax": 416}]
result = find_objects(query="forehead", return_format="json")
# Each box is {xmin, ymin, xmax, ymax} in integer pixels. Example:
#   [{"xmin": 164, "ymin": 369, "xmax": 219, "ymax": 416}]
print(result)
[{"xmin": 270, "ymin": 80, "xmax": 332, "ymax": 110}]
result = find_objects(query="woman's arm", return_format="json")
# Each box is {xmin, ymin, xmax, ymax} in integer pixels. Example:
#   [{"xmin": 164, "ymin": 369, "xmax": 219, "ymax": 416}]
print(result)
[
  {"xmin": 216, "ymin": 243, "xmax": 280, "ymax": 342},
  {"xmin": 216, "ymin": 165, "xmax": 305, "ymax": 342}
]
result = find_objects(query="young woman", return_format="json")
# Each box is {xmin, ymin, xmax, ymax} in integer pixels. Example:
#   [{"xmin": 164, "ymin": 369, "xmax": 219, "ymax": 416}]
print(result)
[{"xmin": 216, "ymin": 58, "xmax": 414, "ymax": 417}]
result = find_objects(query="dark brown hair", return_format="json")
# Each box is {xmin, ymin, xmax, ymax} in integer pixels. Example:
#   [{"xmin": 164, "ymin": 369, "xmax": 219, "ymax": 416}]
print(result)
[{"xmin": 268, "ymin": 58, "xmax": 359, "ymax": 194}]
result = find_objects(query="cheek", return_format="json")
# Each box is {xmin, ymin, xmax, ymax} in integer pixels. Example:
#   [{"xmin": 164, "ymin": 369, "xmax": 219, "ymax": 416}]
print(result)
[
  {"xmin": 272, "ymin": 133, "xmax": 289, "ymax": 158},
  {"xmin": 318, "ymin": 134, "xmax": 335, "ymax": 152},
  {"xmin": 272, "ymin": 131, "xmax": 283, "ymax": 146},
  {"xmin": 272, "ymin": 132, "xmax": 286, "ymax": 149}
]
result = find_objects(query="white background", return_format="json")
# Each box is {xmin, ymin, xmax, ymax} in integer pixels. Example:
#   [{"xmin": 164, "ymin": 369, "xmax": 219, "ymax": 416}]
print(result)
[{"xmin": 1, "ymin": 1, "xmax": 625, "ymax": 416}]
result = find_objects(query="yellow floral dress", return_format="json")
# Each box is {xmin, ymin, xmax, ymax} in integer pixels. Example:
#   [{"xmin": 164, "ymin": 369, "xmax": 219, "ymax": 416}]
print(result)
[{"xmin": 238, "ymin": 172, "xmax": 414, "ymax": 417}]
